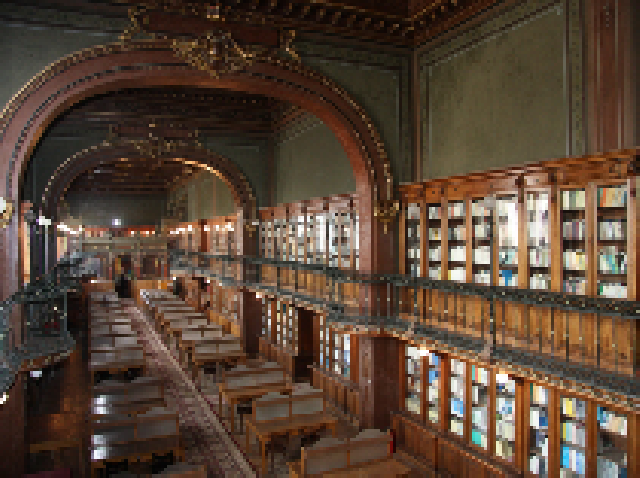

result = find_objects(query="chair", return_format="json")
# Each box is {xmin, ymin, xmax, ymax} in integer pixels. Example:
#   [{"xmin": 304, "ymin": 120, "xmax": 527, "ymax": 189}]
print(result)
[{"xmin": 236, "ymin": 400, "xmax": 253, "ymax": 433}]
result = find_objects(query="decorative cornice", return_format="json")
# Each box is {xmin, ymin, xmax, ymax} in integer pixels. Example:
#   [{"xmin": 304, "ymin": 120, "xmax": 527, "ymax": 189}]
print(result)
[{"xmin": 0, "ymin": 4, "xmax": 127, "ymax": 33}]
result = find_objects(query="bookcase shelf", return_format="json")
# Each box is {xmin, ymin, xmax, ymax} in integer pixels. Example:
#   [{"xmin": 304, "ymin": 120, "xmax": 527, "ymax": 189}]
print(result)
[
  {"xmin": 448, "ymin": 201, "xmax": 466, "ymax": 283},
  {"xmin": 449, "ymin": 358, "xmax": 465, "ymax": 437}
]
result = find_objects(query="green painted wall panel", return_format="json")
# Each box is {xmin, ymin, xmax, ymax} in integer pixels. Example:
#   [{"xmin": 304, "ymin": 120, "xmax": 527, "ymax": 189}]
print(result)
[
  {"xmin": 426, "ymin": 8, "xmax": 566, "ymax": 179},
  {"xmin": 275, "ymin": 119, "xmax": 354, "ymax": 204}
]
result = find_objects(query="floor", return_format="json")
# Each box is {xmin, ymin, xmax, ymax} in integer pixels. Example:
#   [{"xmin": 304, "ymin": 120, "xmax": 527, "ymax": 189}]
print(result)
[{"xmin": 24, "ymin": 297, "xmax": 359, "ymax": 478}]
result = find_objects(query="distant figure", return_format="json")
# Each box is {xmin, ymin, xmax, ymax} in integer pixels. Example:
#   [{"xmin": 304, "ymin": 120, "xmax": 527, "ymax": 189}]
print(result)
[{"xmin": 173, "ymin": 278, "xmax": 183, "ymax": 298}]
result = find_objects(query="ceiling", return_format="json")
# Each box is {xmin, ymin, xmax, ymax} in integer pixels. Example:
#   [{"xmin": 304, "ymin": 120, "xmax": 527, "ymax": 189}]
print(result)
[
  {"xmin": 13, "ymin": 0, "xmax": 498, "ymax": 46},
  {"xmin": 56, "ymin": 86, "xmax": 293, "ymax": 196}
]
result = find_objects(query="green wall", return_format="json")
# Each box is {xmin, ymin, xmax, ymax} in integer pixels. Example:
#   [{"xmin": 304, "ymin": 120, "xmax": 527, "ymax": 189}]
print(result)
[
  {"xmin": 63, "ymin": 192, "xmax": 165, "ymax": 227},
  {"xmin": 0, "ymin": 6, "xmax": 123, "ymax": 109},
  {"xmin": 420, "ymin": 1, "xmax": 584, "ymax": 180},
  {"xmin": 275, "ymin": 114, "xmax": 354, "ymax": 204}
]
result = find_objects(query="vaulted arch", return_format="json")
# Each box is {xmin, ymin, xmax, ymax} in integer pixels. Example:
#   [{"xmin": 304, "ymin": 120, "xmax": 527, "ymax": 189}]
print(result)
[
  {"xmin": 0, "ymin": 38, "xmax": 395, "ymax": 303},
  {"xmin": 40, "ymin": 140, "xmax": 257, "ymax": 221}
]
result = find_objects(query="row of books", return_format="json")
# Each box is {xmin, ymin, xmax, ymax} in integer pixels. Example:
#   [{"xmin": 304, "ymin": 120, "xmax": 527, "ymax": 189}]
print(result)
[
  {"xmin": 563, "ymin": 190, "xmax": 586, "ymax": 210},
  {"xmin": 598, "ymin": 250, "xmax": 627, "ymax": 274},
  {"xmin": 563, "ymin": 421, "xmax": 586, "ymax": 447},
  {"xmin": 563, "ymin": 219, "xmax": 586, "ymax": 240},
  {"xmin": 407, "ymin": 263, "xmax": 420, "ymax": 277},
  {"xmin": 449, "ymin": 246, "xmax": 466, "ymax": 262},
  {"xmin": 527, "ymin": 195, "xmax": 549, "ymax": 214},
  {"xmin": 429, "ymin": 267, "xmax": 441, "ymax": 280},
  {"xmin": 450, "ymin": 417, "xmax": 464, "ymax": 436},
  {"xmin": 598, "ymin": 282, "xmax": 627, "ymax": 299},
  {"xmin": 497, "ymin": 199, "xmax": 518, "ymax": 218},
  {"xmin": 497, "ymin": 224, "xmax": 518, "ymax": 247},
  {"xmin": 496, "ymin": 438, "xmax": 515, "ymax": 460},
  {"xmin": 531, "ymin": 384, "xmax": 549, "ymax": 405},
  {"xmin": 450, "ymin": 397, "xmax": 465, "ymax": 418},
  {"xmin": 562, "ymin": 397, "xmax": 587, "ymax": 419},
  {"xmin": 407, "ymin": 204, "xmax": 421, "ymax": 220},
  {"xmin": 474, "ymin": 223, "xmax": 490, "ymax": 239},
  {"xmin": 529, "ymin": 456, "xmax": 548, "ymax": 476},
  {"xmin": 448, "ymin": 202, "xmax": 465, "ymax": 218},
  {"xmin": 429, "ymin": 228, "xmax": 441, "ymax": 240},
  {"xmin": 449, "ymin": 226, "xmax": 466, "ymax": 240},
  {"xmin": 599, "ymin": 220, "xmax": 626, "ymax": 240},
  {"xmin": 597, "ymin": 407, "xmax": 627, "ymax": 435},
  {"xmin": 561, "ymin": 446, "xmax": 586, "ymax": 476},
  {"xmin": 499, "ymin": 249, "xmax": 518, "ymax": 265},
  {"xmin": 497, "ymin": 396, "xmax": 515, "ymax": 417},
  {"xmin": 528, "ymin": 222, "xmax": 550, "ymax": 245},
  {"xmin": 530, "ymin": 248, "xmax": 551, "ymax": 267},
  {"xmin": 531, "ymin": 408, "xmax": 549, "ymax": 429},
  {"xmin": 406, "ymin": 247, "xmax": 421, "ymax": 259},
  {"xmin": 473, "ymin": 246, "xmax": 491, "ymax": 265},
  {"xmin": 471, "ymin": 201, "xmax": 488, "ymax": 217},
  {"xmin": 471, "ymin": 408, "xmax": 488, "ymax": 430},
  {"xmin": 428, "ymin": 206, "xmax": 441, "ymax": 220},
  {"xmin": 471, "ymin": 429, "xmax": 488, "ymax": 448},
  {"xmin": 472, "ymin": 365, "xmax": 490, "ymax": 385},
  {"xmin": 530, "ymin": 430, "xmax": 549, "ymax": 455},
  {"xmin": 563, "ymin": 250, "xmax": 587, "ymax": 271},
  {"xmin": 428, "ymin": 385, "xmax": 439, "ymax": 403},
  {"xmin": 451, "ymin": 359, "xmax": 465, "ymax": 376},
  {"xmin": 598, "ymin": 186, "xmax": 627, "ymax": 208},
  {"xmin": 597, "ymin": 458, "xmax": 627, "ymax": 478},
  {"xmin": 564, "ymin": 278, "xmax": 587, "ymax": 294},
  {"xmin": 474, "ymin": 272, "xmax": 491, "ymax": 285},
  {"xmin": 496, "ymin": 421, "xmax": 516, "ymax": 442},
  {"xmin": 499, "ymin": 270, "xmax": 518, "ymax": 287},
  {"xmin": 406, "ymin": 226, "xmax": 420, "ymax": 238},
  {"xmin": 448, "ymin": 268, "xmax": 466, "ymax": 282},
  {"xmin": 429, "ymin": 247, "xmax": 441, "ymax": 261}
]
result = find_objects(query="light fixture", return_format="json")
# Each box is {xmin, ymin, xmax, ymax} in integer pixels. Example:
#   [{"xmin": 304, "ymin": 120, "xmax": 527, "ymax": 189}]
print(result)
[
  {"xmin": 112, "ymin": 218, "xmax": 121, "ymax": 227},
  {"xmin": 30, "ymin": 370, "xmax": 42, "ymax": 379},
  {"xmin": 0, "ymin": 392, "xmax": 7, "ymax": 405}
]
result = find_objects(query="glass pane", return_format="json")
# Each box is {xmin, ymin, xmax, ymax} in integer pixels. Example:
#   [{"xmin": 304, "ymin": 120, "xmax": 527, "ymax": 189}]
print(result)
[
  {"xmin": 597, "ymin": 407, "xmax": 627, "ymax": 478},
  {"xmin": 496, "ymin": 373, "xmax": 516, "ymax": 462},
  {"xmin": 450, "ymin": 358, "xmax": 465, "ymax": 436},
  {"xmin": 471, "ymin": 365, "xmax": 489, "ymax": 449},
  {"xmin": 529, "ymin": 384, "xmax": 550, "ymax": 476},
  {"xmin": 560, "ymin": 396, "xmax": 586, "ymax": 477}
]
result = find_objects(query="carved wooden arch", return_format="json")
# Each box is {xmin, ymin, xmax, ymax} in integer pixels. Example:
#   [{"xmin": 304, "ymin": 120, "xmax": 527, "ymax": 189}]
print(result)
[
  {"xmin": 40, "ymin": 140, "xmax": 257, "ymax": 220},
  {"xmin": 0, "ymin": 40, "xmax": 392, "ymax": 203}
]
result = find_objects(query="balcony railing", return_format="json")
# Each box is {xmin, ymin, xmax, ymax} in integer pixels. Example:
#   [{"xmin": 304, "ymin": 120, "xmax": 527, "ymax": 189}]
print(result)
[{"xmin": 169, "ymin": 249, "xmax": 640, "ymax": 402}]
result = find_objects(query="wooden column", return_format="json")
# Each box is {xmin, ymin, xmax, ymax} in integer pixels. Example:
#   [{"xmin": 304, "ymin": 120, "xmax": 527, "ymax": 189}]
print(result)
[
  {"xmin": 587, "ymin": 0, "xmax": 637, "ymax": 152},
  {"xmin": 358, "ymin": 335, "xmax": 402, "ymax": 430},
  {"xmin": 237, "ymin": 207, "xmax": 262, "ymax": 355}
]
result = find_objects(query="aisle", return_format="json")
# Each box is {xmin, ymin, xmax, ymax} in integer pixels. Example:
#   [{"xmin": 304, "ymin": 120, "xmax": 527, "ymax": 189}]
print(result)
[{"xmin": 125, "ymin": 301, "xmax": 257, "ymax": 478}]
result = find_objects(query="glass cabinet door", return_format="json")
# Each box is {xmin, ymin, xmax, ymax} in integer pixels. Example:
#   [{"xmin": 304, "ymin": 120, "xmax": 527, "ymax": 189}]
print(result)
[
  {"xmin": 596, "ymin": 185, "xmax": 628, "ymax": 299},
  {"xmin": 497, "ymin": 196, "xmax": 518, "ymax": 287},
  {"xmin": 428, "ymin": 204, "xmax": 442, "ymax": 280},
  {"xmin": 597, "ymin": 407, "xmax": 627, "ymax": 478},
  {"xmin": 527, "ymin": 191, "xmax": 551, "ymax": 290},
  {"xmin": 560, "ymin": 395, "xmax": 587, "ymax": 477},
  {"xmin": 471, "ymin": 365, "xmax": 490, "ymax": 449},
  {"xmin": 405, "ymin": 346, "xmax": 422, "ymax": 415},
  {"xmin": 472, "ymin": 198, "xmax": 491, "ymax": 285},
  {"xmin": 406, "ymin": 203, "xmax": 421, "ymax": 278},
  {"xmin": 447, "ymin": 201, "xmax": 466, "ymax": 283},
  {"xmin": 561, "ymin": 189, "xmax": 587, "ymax": 294},
  {"xmin": 449, "ymin": 358, "xmax": 465, "ymax": 436},
  {"xmin": 496, "ymin": 373, "xmax": 516, "ymax": 462},
  {"xmin": 529, "ymin": 384, "xmax": 550, "ymax": 476}
]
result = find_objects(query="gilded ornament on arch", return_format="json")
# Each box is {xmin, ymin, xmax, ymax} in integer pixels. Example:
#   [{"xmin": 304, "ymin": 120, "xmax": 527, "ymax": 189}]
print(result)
[
  {"xmin": 373, "ymin": 199, "xmax": 399, "ymax": 234},
  {"xmin": 0, "ymin": 197, "xmax": 14, "ymax": 228}
]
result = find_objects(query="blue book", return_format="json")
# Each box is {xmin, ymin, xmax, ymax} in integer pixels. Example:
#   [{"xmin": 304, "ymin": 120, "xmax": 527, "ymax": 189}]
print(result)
[
  {"xmin": 562, "ymin": 445, "xmax": 570, "ymax": 469},
  {"xmin": 576, "ymin": 451, "xmax": 584, "ymax": 475}
]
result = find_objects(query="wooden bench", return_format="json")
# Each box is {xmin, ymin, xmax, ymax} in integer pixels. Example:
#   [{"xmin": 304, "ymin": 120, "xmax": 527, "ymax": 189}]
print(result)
[
  {"xmin": 90, "ymin": 322, "xmax": 135, "ymax": 337},
  {"xmin": 245, "ymin": 387, "xmax": 338, "ymax": 476},
  {"xmin": 151, "ymin": 463, "xmax": 207, "ymax": 477},
  {"xmin": 218, "ymin": 362, "xmax": 290, "ymax": 431},
  {"xmin": 174, "ymin": 327, "xmax": 226, "ymax": 364},
  {"xmin": 190, "ymin": 339, "xmax": 246, "ymax": 384},
  {"xmin": 91, "ymin": 333, "xmax": 139, "ymax": 350},
  {"xmin": 89, "ymin": 346, "xmax": 146, "ymax": 383},
  {"xmin": 288, "ymin": 429, "xmax": 409, "ymax": 477},
  {"xmin": 91, "ymin": 376, "xmax": 165, "ymax": 416},
  {"xmin": 90, "ymin": 407, "xmax": 182, "ymax": 478}
]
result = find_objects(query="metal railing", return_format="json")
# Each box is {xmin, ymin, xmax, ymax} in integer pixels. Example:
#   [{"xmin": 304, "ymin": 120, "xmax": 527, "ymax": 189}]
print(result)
[{"xmin": 169, "ymin": 249, "xmax": 640, "ymax": 400}]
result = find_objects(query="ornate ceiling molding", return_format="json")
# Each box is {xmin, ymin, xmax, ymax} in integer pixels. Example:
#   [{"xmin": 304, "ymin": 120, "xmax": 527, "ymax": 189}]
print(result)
[{"xmin": 121, "ymin": 2, "xmax": 301, "ymax": 78}]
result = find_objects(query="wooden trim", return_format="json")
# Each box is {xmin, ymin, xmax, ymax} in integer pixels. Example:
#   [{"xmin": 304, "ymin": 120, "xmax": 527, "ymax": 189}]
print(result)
[{"xmin": 399, "ymin": 206, "xmax": 406, "ymax": 276}]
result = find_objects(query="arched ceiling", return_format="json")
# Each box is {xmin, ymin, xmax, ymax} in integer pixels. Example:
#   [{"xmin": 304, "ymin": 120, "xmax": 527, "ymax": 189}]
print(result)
[{"xmin": 44, "ymin": 86, "xmax": 295, "ymax": 197}]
